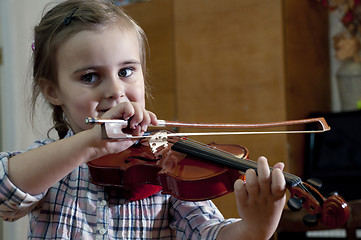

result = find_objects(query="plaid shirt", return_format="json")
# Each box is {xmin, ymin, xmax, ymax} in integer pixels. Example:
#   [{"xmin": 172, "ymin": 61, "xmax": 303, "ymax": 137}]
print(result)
[{"xmin": 0, "ymin": 131, "xmax": 237, "ymax": 239}]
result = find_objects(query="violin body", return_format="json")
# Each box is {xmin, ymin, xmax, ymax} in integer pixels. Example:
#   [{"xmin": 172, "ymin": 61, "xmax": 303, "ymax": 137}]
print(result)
[
  {"xmin": 87, "ymin": 139, "xmax": 163, "ymax": 201},
  {"xmin": 158, "ymin": 141, "xmax": 247, "ymax": 201},
  {"xmin": 87, "ymin": 137, "xmax": 248, "ymax": 201}
]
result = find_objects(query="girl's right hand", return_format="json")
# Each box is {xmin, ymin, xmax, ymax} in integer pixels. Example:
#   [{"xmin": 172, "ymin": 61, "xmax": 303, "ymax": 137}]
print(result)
[
  {"xmin": 7, "ymin": 102, "xmax": 157, "ymax": 196},
  {"xmin": 87, "ymin": 102, "xmax": 158, "ymax": 161}
]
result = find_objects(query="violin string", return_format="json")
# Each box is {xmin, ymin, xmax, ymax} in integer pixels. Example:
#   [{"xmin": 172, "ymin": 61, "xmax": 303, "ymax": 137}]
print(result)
[
  {"xmin": 184, "ymin": 138, "xmax": 247, "ymax": 160},
  {"xmin": 181, "ymin": 138, "xmax": 273, "ymax": 174},
  {"xmin": 179, "ymin": 137, "xmax": 257, "ymax": 170},
  {"xmin": 178, "ymin": 137, "xmax": 325, "ymax": 211},
  {"xmin": 171, "ymin": 135, "xmax": 321, "ymax": 206},
  {"xmin": 177, "ymin": 138, "xmax": 323, "ymax": 209},
  {"xmin": 180, "ymin": 138, "xmax": 317, "ymax": 192},
  {"xmin": 153, "ymin": 132, "xmax": 319, "ymax": 204}
]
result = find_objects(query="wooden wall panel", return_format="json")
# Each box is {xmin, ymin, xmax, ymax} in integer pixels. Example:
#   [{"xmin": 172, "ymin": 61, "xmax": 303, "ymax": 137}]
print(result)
[
  {"xmin": 125, "ymin": 0, "xmax": 176, "ymax": 120},
  {"xmin": 172, "ymin": 0, "xmax": 289, "ymax": 166},
  {"xmin": 172, "ymin": 0, "xmax": 289, "ymax": 218},
  {"xmin": 173, "ymin": 0, "xmax": 286, "ymax": 123}
]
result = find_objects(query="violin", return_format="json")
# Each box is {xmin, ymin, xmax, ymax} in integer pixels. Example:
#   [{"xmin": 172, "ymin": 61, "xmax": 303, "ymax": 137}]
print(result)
[{"xmin": 86, "ymin": 117, "xmax": 350, "ymax": 228}]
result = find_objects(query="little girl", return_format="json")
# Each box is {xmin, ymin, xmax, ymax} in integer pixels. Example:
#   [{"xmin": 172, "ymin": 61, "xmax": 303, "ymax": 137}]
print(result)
[{"xmin": 0, "ymin": 0, "xmax": 286, "ymax": 239}]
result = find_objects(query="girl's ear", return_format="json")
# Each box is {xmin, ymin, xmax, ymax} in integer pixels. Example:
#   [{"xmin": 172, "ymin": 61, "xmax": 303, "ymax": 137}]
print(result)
[{"xmin": 39, "ymin": 78, "xmax": 63, "ymax": 106}]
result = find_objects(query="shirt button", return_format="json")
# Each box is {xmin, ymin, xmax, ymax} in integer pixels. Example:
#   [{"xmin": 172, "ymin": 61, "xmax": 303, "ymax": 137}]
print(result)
[
  {"xmin": 99, "ymin": 228, "xmax": 107, "ymax": 235},
  {"xmin": 99, "ymin": 200, "xmax": 107, "ymax": 206}
]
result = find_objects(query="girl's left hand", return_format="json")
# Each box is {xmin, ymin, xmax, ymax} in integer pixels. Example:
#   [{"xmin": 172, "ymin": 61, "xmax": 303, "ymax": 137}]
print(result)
[{"xmin": 234, "ymin": 156, "xmax": 286, "ymax": 239}]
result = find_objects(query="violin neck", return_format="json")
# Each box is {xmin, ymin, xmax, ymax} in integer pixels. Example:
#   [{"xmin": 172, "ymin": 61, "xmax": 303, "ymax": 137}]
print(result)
[{"xmin": 171, "ymin": 139, "xmax": 301, "ymax": 187}]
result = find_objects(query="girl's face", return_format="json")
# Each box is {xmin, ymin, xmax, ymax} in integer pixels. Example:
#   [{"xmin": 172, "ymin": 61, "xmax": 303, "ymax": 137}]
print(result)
[{"xmin": 49, "ymin": 25, "xmax": 145, "ymax": 133}]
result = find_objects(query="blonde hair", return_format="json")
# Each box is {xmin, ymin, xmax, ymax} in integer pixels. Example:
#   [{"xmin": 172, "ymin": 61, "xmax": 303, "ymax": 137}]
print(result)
[{"xmin": 32, "ymin": 0, "xmax": 148, "ymax": 139}]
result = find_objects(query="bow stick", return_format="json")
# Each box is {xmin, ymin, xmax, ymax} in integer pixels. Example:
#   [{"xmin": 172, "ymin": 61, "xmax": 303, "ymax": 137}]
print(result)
[{"xmin": 85, "ymin": 117, "xmax": 330, "ymax": 139}]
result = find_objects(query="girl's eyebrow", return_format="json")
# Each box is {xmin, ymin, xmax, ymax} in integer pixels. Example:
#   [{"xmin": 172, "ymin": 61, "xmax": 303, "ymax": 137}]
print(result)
[
  {"xmin": 72, "ymin": 60, "xmax": 141, "ymax": 74},
  {"xmin": 121, "ymin": 60, "xmax": 142, "ymax": 66},
  {"xmin": 72, "ymin": 66, "xmax": 96, "ymax": 74}
]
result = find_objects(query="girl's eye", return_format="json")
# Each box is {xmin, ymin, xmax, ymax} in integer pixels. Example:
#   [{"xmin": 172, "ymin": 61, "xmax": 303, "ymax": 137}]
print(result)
[
  {"xmin": 118, "ymin": 68, "xmax": 134, "ymax": 78},
  {"xmin": 81, "ymin": 73, "xmax": 99, "ymax": 84}
]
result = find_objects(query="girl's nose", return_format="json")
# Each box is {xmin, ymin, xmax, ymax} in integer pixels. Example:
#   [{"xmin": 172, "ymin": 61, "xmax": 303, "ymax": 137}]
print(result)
[{"xmin": 104, "ymin": 79, "xmax": 125, "ymax": 100}]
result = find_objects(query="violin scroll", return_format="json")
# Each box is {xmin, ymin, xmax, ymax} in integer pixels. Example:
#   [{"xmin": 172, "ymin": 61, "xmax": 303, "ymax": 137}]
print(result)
[
  {"xmin": 287, "ymin": 180, "xmax": 350, "ymax": 228},
  {"xmin": 321, "ymin": 193, "xmax": 350, "ymax": 228}
]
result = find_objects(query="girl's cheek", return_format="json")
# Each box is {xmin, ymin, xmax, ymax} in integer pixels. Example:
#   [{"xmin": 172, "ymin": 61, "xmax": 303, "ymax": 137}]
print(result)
[{"xmin": 129, "ymin": 86, "xmax": 146, "ymax": 106}]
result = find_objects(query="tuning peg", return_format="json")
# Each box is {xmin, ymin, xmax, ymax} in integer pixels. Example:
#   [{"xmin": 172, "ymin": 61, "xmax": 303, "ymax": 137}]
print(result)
[
  {"xmin": 287, "ymin": 197, "xmax": 303, "ymax": 211},
  {"xmin": 303, "ymin": 214, "xmax": 319, "ymax": 227},
  {"xmin": 306, "ymin": 178, "xmax": 323, "ymax": 189}
]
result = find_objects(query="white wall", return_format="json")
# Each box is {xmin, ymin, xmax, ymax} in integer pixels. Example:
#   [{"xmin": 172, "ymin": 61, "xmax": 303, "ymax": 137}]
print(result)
[
  {"xmin": 0, "ymin": 1, "xmax": 55, "ymax": 239},
  {"xmin": 0, "ymin": 0, "xmax": 55, "ymax": 151},
  {"xmin": 329, "ymin": 10, "xmax": 344, "ymax": 112}
]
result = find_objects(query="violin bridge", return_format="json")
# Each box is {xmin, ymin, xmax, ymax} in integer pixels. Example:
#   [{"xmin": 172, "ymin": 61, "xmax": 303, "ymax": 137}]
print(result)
[{"xmin": 149, "ymin": 131, "xmax": 168, "ymax": 153}]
